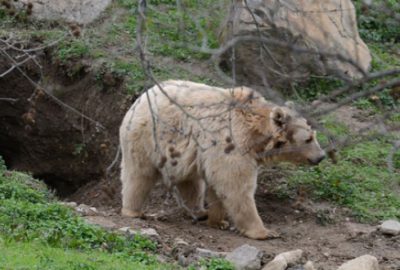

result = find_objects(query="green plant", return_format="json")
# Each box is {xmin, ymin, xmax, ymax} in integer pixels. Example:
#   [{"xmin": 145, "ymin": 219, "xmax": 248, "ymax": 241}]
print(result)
[
  {"xmin": 284, "ymin": 138, "xmax": 400, "ymax": 221},
  {"xmin": 56, "ymin": 39, "xmax": 90, "ymax": 62},
  {"xmin": 354, "ymin": 0, "xmax": 400, "ymax": 43},
  {"xmin": 189, "ymin": 258, "xmax": 234, "ymax": 270},
  {"xmin": 0, "ymin": 165, "xmax": 157, "ymax": 253},
  {"xmin": 293, "ymin": 76, "xmax": 344, "ymax": 101}
]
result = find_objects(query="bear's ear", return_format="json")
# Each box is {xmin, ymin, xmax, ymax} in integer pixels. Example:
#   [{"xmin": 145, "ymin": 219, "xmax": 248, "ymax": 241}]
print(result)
[{"xmin": 271, "ymin": 107, "xmax": 289, "ymax": 128}]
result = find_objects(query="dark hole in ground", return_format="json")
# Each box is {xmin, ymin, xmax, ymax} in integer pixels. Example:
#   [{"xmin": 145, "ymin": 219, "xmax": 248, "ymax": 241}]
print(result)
[{"xmin": 33, "ymin": 173, "xmax": 81, "ymax": 197}]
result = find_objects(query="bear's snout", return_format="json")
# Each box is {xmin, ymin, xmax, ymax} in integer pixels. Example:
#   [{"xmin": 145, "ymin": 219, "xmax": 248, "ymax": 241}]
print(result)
[{"xmin": 307, "ymin": 154, "xmax": 325, "ymax": 165}]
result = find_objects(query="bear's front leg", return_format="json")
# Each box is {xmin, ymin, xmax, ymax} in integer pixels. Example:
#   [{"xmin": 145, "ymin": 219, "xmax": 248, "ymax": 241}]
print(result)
[
  {"xmin": 207, "ymin": 186, "xmax": 229, "ymax": 230},
  {"xmin": 207, "ymin": 157, "xmax": 279, "ymax": 240}
]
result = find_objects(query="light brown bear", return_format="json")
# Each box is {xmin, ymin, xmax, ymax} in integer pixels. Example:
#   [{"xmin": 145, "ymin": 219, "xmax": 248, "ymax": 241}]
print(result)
[{"xmin": 120, "ymin": 80, "xmax": 325, "ymax": 240}]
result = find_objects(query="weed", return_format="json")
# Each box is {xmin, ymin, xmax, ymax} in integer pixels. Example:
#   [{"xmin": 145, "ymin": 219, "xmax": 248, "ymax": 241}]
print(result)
[
  {"xmin": 284, "ymin": 136, "xmax": 400, "ymax": 221},
  {"xmin": 354, "ymin": 0, "xmax": 400, "ymax": 43},
  {"xmin": 189, "ymin": 258, "xmax": 234, "ymax": 270},
  {"xmin": 292, "ymin": 76, "xmax": 343, "ymax": 101},
  {"xmin": 56, "ymin": 39, "xmax": 90, "ymax": 63},
  {"xmin": 0, "ymin": 159, "xmax": 158, "ymax": 259}
]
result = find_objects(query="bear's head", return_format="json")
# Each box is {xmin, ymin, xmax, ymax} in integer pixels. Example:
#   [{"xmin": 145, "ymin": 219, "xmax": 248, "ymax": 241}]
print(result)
[{"xmin": 263, "ymin": 106, "xmax": 326, "ymax": 165}]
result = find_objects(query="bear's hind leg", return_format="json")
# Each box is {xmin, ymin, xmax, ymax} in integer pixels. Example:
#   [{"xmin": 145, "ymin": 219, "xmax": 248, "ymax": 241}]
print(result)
[
  {"xmin": 176, "ymin": 178, "xmax": 207, "ymax": 220},
  {"xmin": 120, "ymin": 156, "xmax": 158, "ymax": 218}
]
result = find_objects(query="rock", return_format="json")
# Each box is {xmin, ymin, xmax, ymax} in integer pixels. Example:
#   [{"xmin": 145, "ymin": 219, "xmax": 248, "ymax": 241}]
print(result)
[
  {"xmin": 118, "ymin": 226, "xmax": 136, "ymax": 235},
  {"xmin": 345, "ymin": 222, "xmax": 375, "ymax": 238},
  {"xmin": 263, "ymin": 249, "xmax": 303, "ymax": 270},
  {"xmin": 226, "ymin": 244, "xmax": 263, "ymax": 270},
  {"xmin": 219, "ymin": 0, "xmax": 371, "ymax": 88},
  {"xmin": 178, "ymin": 254, "xmax": 189, "ymax": 267},
  {"xmin": 140, "ymin": 228, "xmax": 160, "ymax": 239},
  {"xmin": 16, "ymin": 0, "xmax": 112, "ymax": 24},
  {"xmin": 118, "ymin": 227, "xmax": 159, "ymax": 240},
  {"xmin": 59, "ymin": 201, "xmax": 77, "ymax": 208},
  {"xmin": 287, "ymin": 266, "xmax": 304, "ymax": 270},
  {"xmin": 195, "ymin": 248, "xmax": 227, "ymax": 259},
  {"xmin": 378, "ymin": 220, "xmax": 400, "ymax": 235},
  {"xmin": 84, "ymin": 216, "xmax": 117, "ymax": 229},
  {"xmin": 303, "ymin": 261, "xmax": 316, "ymax": 270},
  {"xmin": 337, "ymin": 255, "xmax": 379, "ymax": 270},
  {"xmin": 174, "ymin": 237, "xmax": 189, "ymax": 247},
  {"xmin": 75, "ymin": 204, "xmax": 98, "ymax": 216}
]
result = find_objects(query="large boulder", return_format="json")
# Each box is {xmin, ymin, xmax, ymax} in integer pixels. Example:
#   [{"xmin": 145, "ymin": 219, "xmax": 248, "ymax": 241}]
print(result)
[
  {"xmin": 17, "ymin": 0, "xmax": 112, "ymax": 24},
  {"xmin": 219, "ymin": 0, "xmax": 371, "ymax": 88}
]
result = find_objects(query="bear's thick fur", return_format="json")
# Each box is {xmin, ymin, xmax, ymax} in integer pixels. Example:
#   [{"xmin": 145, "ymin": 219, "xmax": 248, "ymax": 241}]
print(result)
[{"xmin": 120, "ymin": 80, "xmax": 325, "ymax": 239}]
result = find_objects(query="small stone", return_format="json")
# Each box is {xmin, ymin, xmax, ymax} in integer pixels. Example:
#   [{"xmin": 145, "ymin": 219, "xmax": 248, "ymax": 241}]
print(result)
[
  {"xmin": 337, "ymin": 255, "xmax": 379, "ymax": 270},
  {"xmin": 178, "ymin": 254, "xmax": 188, "ymax": 267},
  {"xmin": 60, "ymin": 201, "xmax": 77, "ymax": 208},
  {"xmin": 140, "ymin": 228, "xmax": 159, "ymax": 238},
  {"xmin": 287, "ymin": 266, "xmax": 304, "ymax": 270},
  {"xmin": 75, "ymin": 204, "xmax": 98, "ymax": 216},
  {"xmin": 118, "ymin": 226, "xmax": 136, "ymax": 234},
  {"xmin": 323, "ymin": 252, "xmax": 330, "ymax": 258},
  {"xmin": 303, "ymin": 261, "xmax": 316, "ymax": 270},
  {"xmin": 84, "ymin": 216, "xmax": 117, "ymax": 229},
  {"xmin": 263, "ymin": 250, "xmax": 303, "ymax": 270},
  {"xmin": 174, "ymin": 237, "xmax": 189, "ymax": 247},
  {"xmin": 195, "ymin": 248, "xmax": 227, "ymax": 259},
  {"xmin": 226, "ymin": 244, "xmax": 263, "ymax": 270},
  {"xmin": 379, "ymin": 220, "xmax": 400, "ymax": 235},
  {"xmin": 345, "ymin": 222, "xmax": 374, "ymax": 238},
  {"xmin": 118, "ymin": 227, "xmax": 159, "ymax": 241}
]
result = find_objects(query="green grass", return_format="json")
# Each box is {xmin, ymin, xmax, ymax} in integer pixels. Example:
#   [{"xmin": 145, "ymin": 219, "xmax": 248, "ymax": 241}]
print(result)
[
  {"xmin": 0, "ymin": 158, "xmax": 170, "ymax": 269},
  {"xmin": 137, "ymin": 0, "xmax": 224, "ymax": 61},
  {"xmin": 188, "ymin": 258, "xmax": 234, "ymax": 270},
  {"xmin": 352, "ymin": 42, "xmax": 400, "ymax": 111},
  {"xmin": 280, "ymin": 121, "xmax": 400, "ymax": 222},
  {"xmin": 354, "ymin": 0, "xmax": 400, "ymax": 43},
  {"xmin": 56, "ymin": 39, "xmax": 90, "ymax": 63},
  {"xmin": 0, "ymin": 240, "xmax": 165, "ymax": 270},
  {"xmin": 0, "ymin": 157, "xmax": 233, "ymax": 269}
]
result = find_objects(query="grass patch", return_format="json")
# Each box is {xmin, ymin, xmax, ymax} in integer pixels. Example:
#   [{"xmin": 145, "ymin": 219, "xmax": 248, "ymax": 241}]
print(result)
[
  {"xmin": 352, "ymin": 42, "xmax": 400, "ymax": 111},
  {"xmin": 188, "ymin": 258, "xmax": 234, "ymax": 270},
  {"xmin": 0, "ymin": 157, "xmax": 175, "ymax": 269},
  {"xmin": 0, "ymin": 157, "xmax": 234, "ymax": 269},
  {"xmin": 142, "ymin": 0, "xmax": 224, "ymax": 61},
  {"xmin": 280, "ymin": 121, "xmax": 400, "ymax": 222},
  {"xmin": 56, "ymin": 39, "xmax": 90, "ymax": 63},
  {"xmin": 354, "ymin": 0, "xmax": 400, "ymax": 43},
  {"xmin": 0, "ymin": 240, "xmax": 165, "ymax": 270}
]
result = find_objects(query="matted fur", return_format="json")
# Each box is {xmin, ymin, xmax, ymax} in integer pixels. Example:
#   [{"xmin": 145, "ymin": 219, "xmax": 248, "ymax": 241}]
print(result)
[{"xmin": 119, "ymin": 80, "xmax": 325, "ymax": 239}]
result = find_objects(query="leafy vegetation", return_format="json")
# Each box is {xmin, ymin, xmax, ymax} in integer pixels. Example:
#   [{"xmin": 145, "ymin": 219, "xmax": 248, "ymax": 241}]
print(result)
[
  {"xmin": 188, "ymin": 258, "xmax": 235, "ymax": 270},
  {"xmin": 279, "ymin": 120, "xmax": 400, "ymax": 222},
  {"xmin": 0, "ymin": 157, "xmax": 235, "ymax": 269},
  {"xmin": 0, "ymin": 158, "xmax": 174, "ymax": 269},
  {"xmin": 0, "ymin": 240, "xmax": 164, "ymax": 270},
  {"xmin": 354, "ymin": 0, "xmax": 400, "ymax": 43},
  {"xmin": 56, "ymin": 40, "xmax": 90, "ymax": 63}
]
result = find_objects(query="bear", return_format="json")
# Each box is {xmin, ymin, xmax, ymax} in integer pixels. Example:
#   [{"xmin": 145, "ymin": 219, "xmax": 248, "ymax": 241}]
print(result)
[{"xmin": 119, "ymin": 80, "xmax": 326, "ymax": 240}]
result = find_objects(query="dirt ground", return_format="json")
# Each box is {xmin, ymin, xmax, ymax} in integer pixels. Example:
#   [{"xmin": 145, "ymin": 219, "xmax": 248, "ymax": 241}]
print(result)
[
  {"xmin": 65, "ymin": 103, "xmax": 399, "ymax": 269},
  {"xmin": 70, "ymin": 179, "xmax": 400, "ymax": 270}
]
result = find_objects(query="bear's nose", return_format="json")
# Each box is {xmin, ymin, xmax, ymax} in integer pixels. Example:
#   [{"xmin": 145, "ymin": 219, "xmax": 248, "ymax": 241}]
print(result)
[{"xmin": 308, "ymin": 155, "xmax": 325, "ymax": 165}]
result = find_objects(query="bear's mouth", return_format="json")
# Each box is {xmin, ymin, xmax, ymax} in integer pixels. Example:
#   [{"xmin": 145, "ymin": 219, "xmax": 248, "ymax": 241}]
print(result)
[{"xmin": 307, "ymin": 156, "xmax": 325, "ymax": 165}]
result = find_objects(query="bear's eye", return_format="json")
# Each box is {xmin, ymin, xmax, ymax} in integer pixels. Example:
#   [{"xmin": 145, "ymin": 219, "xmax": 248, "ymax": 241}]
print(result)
[
  {"xmin": 305, "ymin": 137, "xmax": 313, "ymax": 144},
  {"xmin": 275, "ymin": 141, "xmax": 286, "ymax": 148}
]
